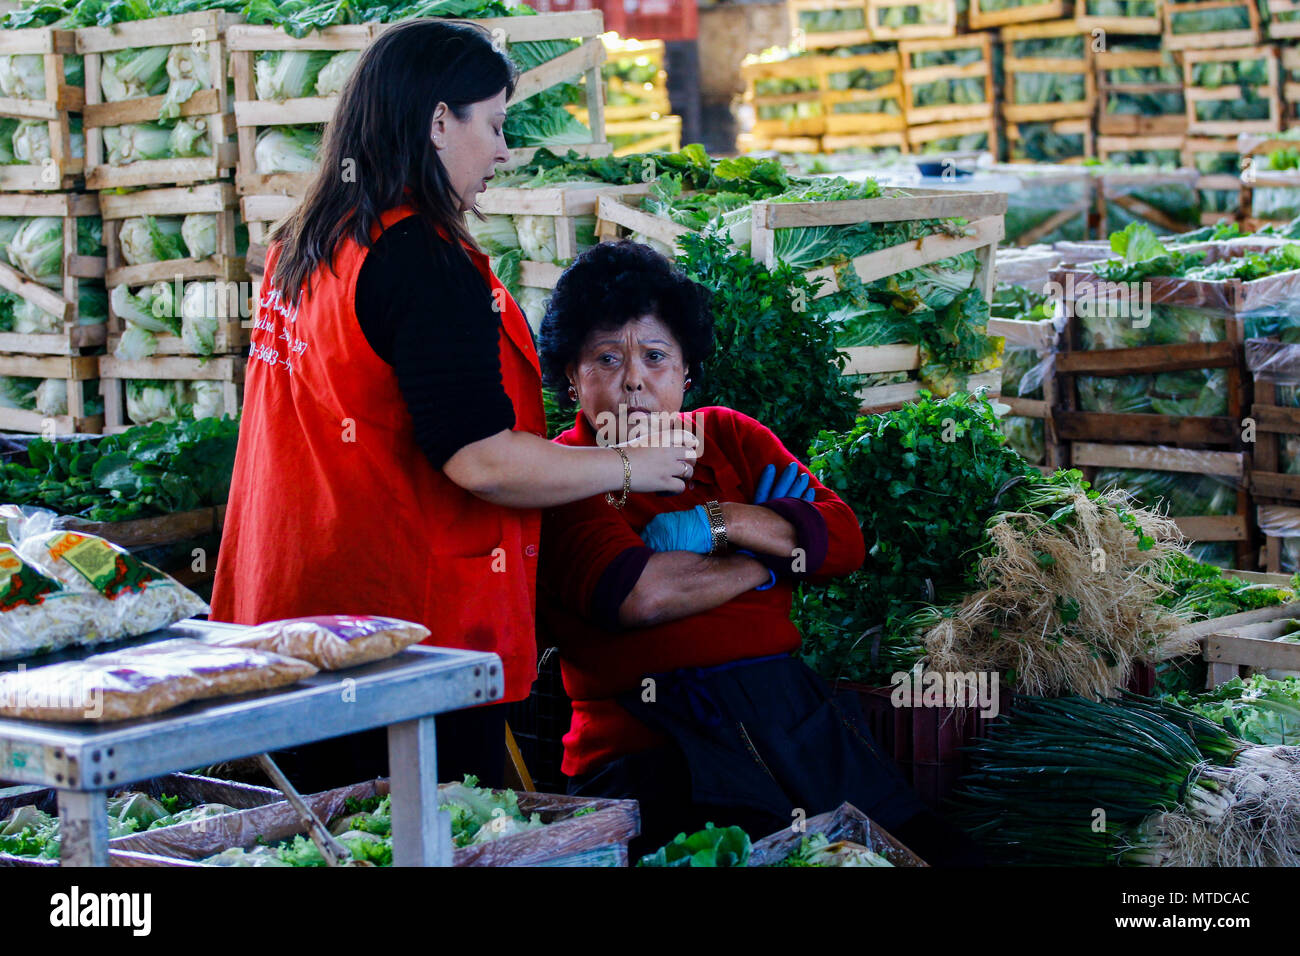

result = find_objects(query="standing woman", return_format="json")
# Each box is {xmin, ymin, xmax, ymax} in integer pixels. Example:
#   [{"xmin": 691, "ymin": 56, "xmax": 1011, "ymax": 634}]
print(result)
[{"xmin": 210, "ymin": 19, "xmax": 696, "ymax": 792}]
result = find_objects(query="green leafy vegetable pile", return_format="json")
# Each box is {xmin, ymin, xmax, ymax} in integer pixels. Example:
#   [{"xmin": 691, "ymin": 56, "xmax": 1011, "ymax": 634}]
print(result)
[
  {"xmin": 637, "ymin": 823, "xmax": 752, "ymax": 867},
  {"xmin": 1155, "ymin": 554, "xmax": 1298, "ymax": 621},
  {"xmin": 1172, "ymin": 675, "xmax": 1300, "ymax": 746},
  {"xmin": 0, "ymin": 415, "xmax": 239, "ymax": 521}
]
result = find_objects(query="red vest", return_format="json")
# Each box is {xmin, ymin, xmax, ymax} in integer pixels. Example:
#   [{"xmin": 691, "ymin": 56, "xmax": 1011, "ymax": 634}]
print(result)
[{"xmin": 210, "ymin": 206, "xmax": 545, "ymax": 702}]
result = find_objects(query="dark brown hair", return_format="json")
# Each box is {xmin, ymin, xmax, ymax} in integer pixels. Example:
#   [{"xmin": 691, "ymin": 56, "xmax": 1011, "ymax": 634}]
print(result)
[{"xmin": 270, "ymin": 18, "xmax": 517, "ymax": 303}]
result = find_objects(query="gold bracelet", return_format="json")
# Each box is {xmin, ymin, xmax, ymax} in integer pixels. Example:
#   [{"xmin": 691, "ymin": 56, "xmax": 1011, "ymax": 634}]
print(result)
[{"xmin": 605, "ymin": 447, "xmax": 631, "ymax": 509}]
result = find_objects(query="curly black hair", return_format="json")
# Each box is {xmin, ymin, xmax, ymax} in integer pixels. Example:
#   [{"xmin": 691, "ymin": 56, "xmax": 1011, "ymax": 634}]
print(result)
[{"xmin": 539, "ymin": 240, "xmax": 714, "ymax": 409}]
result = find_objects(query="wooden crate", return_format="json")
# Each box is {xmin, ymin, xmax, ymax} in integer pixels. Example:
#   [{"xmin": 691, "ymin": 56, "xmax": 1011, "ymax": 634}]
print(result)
[
  {"xmin": 1004, "ymin": 116, "xmax": 1094, "ymax": 163},
  {"xmin": 1074, "ymin": 0, "xmax": 1164, "ymax": 33},
  {"xmin": 1182, "ymin": 135, "xmax": 1245, "ymax": 225},
  {"xmin": 1198, "ymin": 618, "xmax": 1300, "ymax": 685},
  {"xmin": 1266, "ymin": 0, "xmax": 1300, "ymax": 38},
  {"xmin": 1283, "ymin": 46, "xmax": 1300, "ymax": 124},
  {"xmin": 748, "ymin": 802, "xmax": 928, "ymax": 866},
  {"xmin": 990, "ymin": 308, "xmax": 1064, "ymax": 469},
  {"xmin": 841, "ymin": 343, "xmax": 1002, "ymax": 411},
  {"xmin": 1182, "ymin": 45, "xmax": 1281, "ymax": 137},
  {"xmin": 110, "ymin": 778, "xmax": 641, "ymax": 867},
  {"xmin": 604, "ymin": 115, "xmax": 682, "ymax": 156},
  {"xmin": 61, "ymin": 504, "xmax": 226, "ymax": 550},
  {"xmin": 1248, "ymin": 339, "xmax": 1300, "ymax": 506},
  {"xmin": 740, "ymin": 54, "xmax": 828, "ymax": 140},
  {"xmin": 1072, "ymin": 441, "xmax": 1252, "ymax": 568},
  {"xmin": 1259, "ymin": 503, "xmax": 1300, "ymax": 572},
  {"xmin": 788, "ymin": 0, "xmax": 875, "ymax": 50},
  {"xmin": 100, "ymin": 183, "xmax": 244, "ymax": 288},
  {"xmin": 1094, "ymin": 165, "xmax": 1202, "ymax": 235},
  {"xmin": 228, "ymin": 23, "xmax": 374, "ymax": 199},
  {"xmin": 239, "ymin": 191, "xmax": 297, "ymax": 261},
  {"xmin": 0, "ymin": 353, "xmax": 100, "ymax": 435},
  {"xmin": 969, "ymin": 0, "xmax": 1066, "ymax": 29},
  {"xmin": 1095, "ymin": 48, "xmax": 1188, "ymax": 136},
  {"xmin": 0, "ymin": 192, "xmax": 106, "ymax": 356},
  {"xmin": 98, "ymin": 354, "xmax": 244, "ymax": 434},
  {"xmin": 899, "ymin": 34, "xmax": 995, "ymax": 127},
  {"xmin": 1095, "ymin": 133, "xmax": 1186, "ymax": 165},
  {"xmin": 77, "ymin": 12, "xmax": 240, "ymax": 190},
  {"xmin": 1000, "ymin": 20, "xmax": 1096, "ymax": 125},
  {"xmin": 1238, "ymin": 133, "xmax": 1300, "ymax": 230},
  {"xmin": 106, "ymin": 277, "xmax": 247, "ymax": 360},
  {"xmin": 905, "ymin": 116, "xmax": 999, "ymax": 153},
  {"xmin": 864, "ymin": 0, "xmax": 957, "ymax": 40},
  {"xmin": 1163, "ymin": 0, "xmax": 1262, "ymax": 49},
  {"xmin": 0, "ymin": 26, "xmax": 84, "ymax": 191}
]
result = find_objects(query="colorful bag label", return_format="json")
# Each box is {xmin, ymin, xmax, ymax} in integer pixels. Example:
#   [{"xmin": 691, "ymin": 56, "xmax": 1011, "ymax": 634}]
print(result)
[
  {"xmin": 0, "ymin": 545, "xmax": 60, "ymax": 612},
  {"xmin": 50, "ymin": 533, "xmax": 161, "ymax": 601},
  {"xmin": 295, "ymin": 615, "xmax": 402, "ymax": 643}
]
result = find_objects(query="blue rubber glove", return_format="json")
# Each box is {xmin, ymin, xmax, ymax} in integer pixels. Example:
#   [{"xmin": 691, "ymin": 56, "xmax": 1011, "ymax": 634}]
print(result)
[
  {"xmin": 753, "ymin": 461, "xmax": 816, "ymax": 504},
  {"xmin": 640, "ymin": 506, "xmax": 713, "ymax": 554}
]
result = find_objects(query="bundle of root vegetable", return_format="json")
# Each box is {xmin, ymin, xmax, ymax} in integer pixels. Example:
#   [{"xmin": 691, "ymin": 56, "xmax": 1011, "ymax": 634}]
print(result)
[
  {"xmin": 953, "ymin": 695, "xmax": 1300, "ymax": 867},
  {"xmin": 923, "ymin": 469, "xmax": 1199, "ymax": 698}
]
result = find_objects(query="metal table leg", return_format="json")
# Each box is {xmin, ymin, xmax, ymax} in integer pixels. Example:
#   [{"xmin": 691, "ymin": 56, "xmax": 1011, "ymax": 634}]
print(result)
[
  {"xmin": 388, "ymin": 716, "xmax": 451, "ymax": 867},
  {"xmin": 58, "ymin": 789, "xmax": 109, "ymax": 867}
]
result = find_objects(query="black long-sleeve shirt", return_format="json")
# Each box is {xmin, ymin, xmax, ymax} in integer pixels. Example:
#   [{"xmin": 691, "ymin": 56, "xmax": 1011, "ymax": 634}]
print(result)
[{"xmin": 354, "ymin": 215, "xmax": 516, "ymax": 469}]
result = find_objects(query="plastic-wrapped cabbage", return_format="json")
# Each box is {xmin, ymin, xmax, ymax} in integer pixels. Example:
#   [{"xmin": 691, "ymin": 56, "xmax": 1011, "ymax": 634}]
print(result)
[
  {"xmin": 518, "ymin": 286, "xmax": 550, "ymax": 332},
  {"xmin": 126, "ymin": 379, "xmax": 185, "ymax": 425},
  {"xmin": 104, "ymin": 123, "xmax": 173, "ymax": 165},
  {"xmin": 114, "ymin": 324, "xmax": 157, "ymax": 360},
  {"xmin": 254, "ymin": 127, "xmax": 320, "ymax": 174},
  {"xmin": 12, "ymin": 299, "xmax": 62, "ymax": 334},
  {"xmin": 100, "ymin": 46, "xmax": 170, "ymax": 102},
  {"xmin": 254, "ymin": 50, "xmax": 332, "ymax": 102},
  {"xmin": 0, "ymin": 217, "xmax": 20, "ymax": 262},
  {"xmin": 1078, "ymin": 304, "xmax": 1225, "ymax": 350},
  {"xmin": 1077, "ymin": 368, "xmax": 1228, "ymax": 415},
  {"xmin": 33, "ymin": 378, "xmax": 66, "ymax": 417},
  {"xmin": 469, "ymin": 214, "xmax": 520, "ymax": 256},
  {"xmin": 181, "ymin": 282, "xmax": 218, "ymax": 355},
  {"xmin": 1095, "ymin": 466, "xmax": 1238, "ymax": 519},
  {"xmin": 316, "ymin": 50, "xmax": 359, "ymax": 97},
  {"xmin": 12, "ymin": 121, "xmax": 51, "ymax": 165},
  {"xmin": 111, "ymin": 283, "xmax": 179, "ymax": 336},
  {"xmin": 181, "ymin": 214, "xmax": 216, "ymax": 260},
  {"xmin": 158, "ymin": 44, "xmax": 211, "ymax": 120},
  {"xmin": 7, "ymin": 217, "xmax": 63, "ymax": 286},
  {"xmin": 0, "ymin": 54, "xmax": 45, "ymax": 100},
  {"xmin": 118, "ymin": 216, "xmax": 186, "ymax": 265},
  {"xmin": 514, "ymin": 214, "xmax": 557, "ymax": 262},
  {"xmin": 1001, "ymin": 414, "xmax": 1045, "ymax": 464},
  {"xmin": 188, "ymin": 380, "xmax": 224, "ymax": 420},
  {"xmin": 168, "ymin": 118, "xmax": 210, "ymax": 158},
  {"xmin": 0, "ymin": 375, "xmax": 38, "ymax": 409}
]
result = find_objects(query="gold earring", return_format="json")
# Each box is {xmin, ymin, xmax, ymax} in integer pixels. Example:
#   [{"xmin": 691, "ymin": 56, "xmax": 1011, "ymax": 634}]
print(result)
[{"xmin": 568, "ymin": 384, "xmax": 578, "ymax": 402}]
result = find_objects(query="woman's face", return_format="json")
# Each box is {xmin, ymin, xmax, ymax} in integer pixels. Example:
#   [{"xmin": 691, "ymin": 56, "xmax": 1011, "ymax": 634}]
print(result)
[
  {"xmin": 568, "ymin": 314, "xmax": 690, "ymax": 437},
  {"xmin": 431, "ymin": 89, "xmax": 511, "ymax": 212}
]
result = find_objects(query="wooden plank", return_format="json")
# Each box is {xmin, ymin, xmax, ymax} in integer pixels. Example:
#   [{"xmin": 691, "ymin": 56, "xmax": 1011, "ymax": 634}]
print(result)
[
  {"xmin": 1250, "ymin": 471, "xmax": 1300, "ymax": 501},
  {"xmin": 841, "ymin": 343, "xmax": 920, "ymax": 375},
  {"xmin": 754, "ymin": 188, "xmax": 1006, "ymax": 228},
  {"xmin": 1054, "ymin": 410, "xmax": 1240, "ymax": 445},
  {"xmin": 98, "ymin": 183, "xmax": 234, "ymax": 220},
  {"xmin": 225, "ymin": 23, "xmax": 373, "ymax": 52},
  {"xmin": 969, "ymin": 0, "xmax": 1064, "ymax": 28},
  {"xmin": 1071, "ymin": 442, "xmax": 1245, "ymax": 477},
  {"xmin": 1176, "ymin": 602, "xmax": 1300, "ymax": 639},
  {"xmin": 1252, "ymin": 403, "xmax": 1300, "ymax": 435},
  {"xmin": 0, "ymin": 325, "xmax": 105, "ymax": 355},
  {"xmin": 1002, "ymin": 396, "xmax": 1048, "ymax": 418},
  {"xmin": 1206, "ymin": 633, "xmax": 1300, "ymax": 670},
  {"xmin": 233, "ymin": 96, "xmax": 339, "ymax": 128},
  {"xmin": 1174, "ymin": 514, "xmax": 1248, "ymax": 541},
  {"xmin": 75, "ymin": 11, "xmax": 232, "ymax": 53},
  {"xmin": 83, "ymin": 89, "xmax": 220, "ymax": 129},
  {"xmin": 1055, "ymin": 342, "xmax": 1238, "ymax": 376},
  {"xmin": 0, "ymin": 354, "xmax": 96, "ymax": 379},
  {"xmin": 99, "ymin": 355, "xmax": 244, "ymax": 381},
  {"xmin": 63, "ymin": 507, "xmax": 220, "ymax": 549},
  {"xmin": 510, "ymin": 38, "xmax": 604, "ymax": 105}
]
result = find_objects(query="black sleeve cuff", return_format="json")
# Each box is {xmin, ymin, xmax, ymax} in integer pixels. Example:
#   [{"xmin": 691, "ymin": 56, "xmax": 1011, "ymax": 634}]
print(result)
[
  {"xmin": 590, "ymin": 545, "xmax": 654, "ymax": 630},
  {"xmin": 757, "ymin": 498, "xmax": 829, "ymax": 577}
]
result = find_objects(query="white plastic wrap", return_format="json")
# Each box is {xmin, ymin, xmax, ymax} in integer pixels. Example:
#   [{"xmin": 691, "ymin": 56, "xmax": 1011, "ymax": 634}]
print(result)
[{"xmin": 204, "ymin": 615, "xmax": 429, "ymax": 671}]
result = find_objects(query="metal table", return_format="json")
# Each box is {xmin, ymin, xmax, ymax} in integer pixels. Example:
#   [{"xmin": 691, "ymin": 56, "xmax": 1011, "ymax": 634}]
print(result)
[{"xmin": 0, "ymin": 619, "xmax": 503, "ymax": 866}]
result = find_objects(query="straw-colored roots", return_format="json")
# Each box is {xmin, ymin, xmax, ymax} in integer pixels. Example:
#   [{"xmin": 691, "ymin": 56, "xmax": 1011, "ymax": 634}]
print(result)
[{"xmin": 923, "ymin": 486, "xmax": 1199, "ymax": 698}]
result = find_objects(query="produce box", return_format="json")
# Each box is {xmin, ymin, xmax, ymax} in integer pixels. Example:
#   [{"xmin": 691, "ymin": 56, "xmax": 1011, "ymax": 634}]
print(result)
[
  {"xmin": 898, "ymin": 34, "xmax": 994, "ymax": 128},
  {"xmin": 989, "ymin": 281, "xmax": 1063, "ymax": 468},
  {"xmin": 109, "ymin": 778, "xmax": 641, "ymax": 867},
  {"xmin": 76, "ymin": 11, "xmax": 241, "ymax": 190},
  {"xmin": 1283, "ymin": 46, "xmax": 1300, "ymax": 123},
  {"xmin": 1266, "ymin": 0, "xmax": 1300, "ymax": 38},
  {"xmin": 820, "ymin": 48, "xmax": 907, "ymax": 142},
  {"xmin": 1259, "ymin": 503, "xmax": 1300, "ymax": 573},
  {"xmin": 1073, "ymin": 0, "xmax": 1164, "ymax": 34},
  {"xmin": 905, "ymin": 116, "xmax": 998, "ymax": 154},
  {"xmin": 994, "ymin": 244, "xmax": 1063, "ymax": 286},
  {"xmin": 748, "ymin": 802, "xmax": 928, "ymax": 866},
  {"xmin": 968, "ymin": 0, "xmax": 1066, "ymax": 29},
  {"xmin": 984, "ymin": 163, "xmax": 1092, "ymax": 245},
  {"xmin": 1238, "ymin": 133, "xmax": 1300, "ymax": 231},
  {"xmin": 1048, "ymin": 240, "xmax": 1299, "ymax": 448},
  {"xmin": 1093, "ymin": 166, "xmax": 1202, "ymax": 236},
  {"xmin": 0, "ymin": 354, "xmax": 99, "ymax": 435},
  {"xmin": 1075, "ymin": 442, "xmax": 1252, "ymax": 568},
  {"xmin": 1004, "ymin": 116, "xmax": 1093, "ymax": 164},
  {"xmin": 572, "ymin": 37, "xmax": 678, "ymax": 156},
  {"xmin": 101, "ymin": 183, "xmax": 248, "ymax": 367},
  {"xmin": 0, "ymin": 192, "xmax": 106, "ymax": 356},
  {"xmin": 788, "ymin": 0, "xmax": 877, "ymax": 50},
  {"xmin": 1095, "ymin": 46, "xmax": 1188, "ymax": 137},
  {"xmin": 1247, "ymin": 337, "xmax": 1300, "ymax": 506},
  {"xmin": 1162, "ymin": 0, "xmax": 1261, "ymax": 49},
  {"xmin": 0, "ymin": 772, "xmax": 281, "ymax": 867},
  {"xmin": 98, "ymin": 354, "xmax": 244, "ymax": 435},
  {"xmin": 739, "ymin": 51, "xmax": 829, "ymax": 141},
  {"xmin": 1191, "ymin": 614, "xmax": 1300, "ymax": 687},
  {"xmin": 863, "ymin": 0, "xmax": 957, "ymax": 40},
  {"xmin": 227, "ymin": 23, "xmax": 372, "ymax": 200},
  {"xmin": 1181, "ymin": 135, "xmax": 1245, "ymax": 225},
  {"xmin": 999, "ymin": 20, "xmax": 1096, "ymax": 125},
  {"xmin": 0, "ymin": 25, "xmax": 84, "ymax": 191},
  {"xmin": 1182, "ymin": 45, "xmax": 1281, "ymax": 138}
]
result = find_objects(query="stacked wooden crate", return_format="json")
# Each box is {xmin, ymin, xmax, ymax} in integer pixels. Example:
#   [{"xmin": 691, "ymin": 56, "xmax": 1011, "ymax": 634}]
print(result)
[
  {"xmin": 1094, "ymin": 42, "xmax": 1187, "ymax": 159},
  {"xmin": 75, "ymin": 12, "xmax": 248, "ymax": 435},
  {"xmin": 1000, "ymin": 20, "xmax": 1095, "ymax": 164},
  {"xmin": 576, "ymin": 36, "xmax": 680, "ymax": 156},
  {"xmin": 0, "ymin": 23, "xmax": 107, "ymax": 436},
  {"xmin": 1246, "ymin": 337, "xmax": 1300, "ymax": 571},
  {"xmin": 1050, "ymin": 242, "xmax": 1283, "ymax": 569},
  {"xmin": 899, "ymin": 33, "xmax": 997, "ymax": 155},
  {"xmin": 1239, "ymin": 132, "xmax": 1300, "ymax": 231}
]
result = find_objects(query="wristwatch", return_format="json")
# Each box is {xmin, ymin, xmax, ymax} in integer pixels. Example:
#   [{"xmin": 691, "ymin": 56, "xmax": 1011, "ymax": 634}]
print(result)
[{"xmin": 703, "ymin": 499, "xmax": 728, "ymax": 555}]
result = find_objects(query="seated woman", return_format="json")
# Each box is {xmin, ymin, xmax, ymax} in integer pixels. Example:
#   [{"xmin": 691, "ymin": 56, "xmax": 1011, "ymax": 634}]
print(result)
[{"xmin": 537, "ymin": 240, "xmax": 978, "ymax": 864}]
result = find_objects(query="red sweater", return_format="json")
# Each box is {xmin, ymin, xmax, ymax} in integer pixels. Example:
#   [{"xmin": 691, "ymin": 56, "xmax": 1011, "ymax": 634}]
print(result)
[{"xmin": 539, "ymin": 406, "xmax": 865, "ymax": 776}]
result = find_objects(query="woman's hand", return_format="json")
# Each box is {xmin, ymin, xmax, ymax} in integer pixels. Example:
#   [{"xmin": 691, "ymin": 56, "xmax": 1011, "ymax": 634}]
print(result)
[
  {"xmin": 753, "ymin": 461, "xmax": 816, "ymax": 504},
  {"xmin": 618, "ymin": 425, "xmax": 698, "ymax": 494},
  {"xmin": 640, "ymin": 506, "xmax": 712, "ymax": 554}
]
